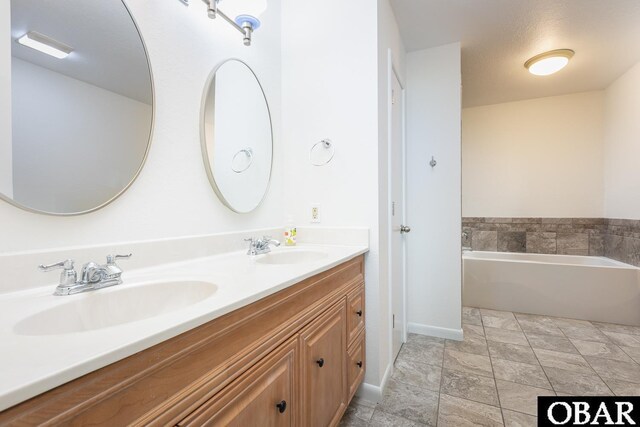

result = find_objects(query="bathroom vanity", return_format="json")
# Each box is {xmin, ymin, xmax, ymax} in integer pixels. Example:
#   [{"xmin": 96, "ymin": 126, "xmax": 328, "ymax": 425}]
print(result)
[{"xmin": 0, "ymin": 251, "xmax": 365, "ymax": 426}]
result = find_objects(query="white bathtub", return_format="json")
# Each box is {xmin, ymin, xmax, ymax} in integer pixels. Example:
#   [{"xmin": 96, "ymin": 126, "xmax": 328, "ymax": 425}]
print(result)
[{"xmin": 463, "ymin": 251, "xmax": 640, "ymax": 326}]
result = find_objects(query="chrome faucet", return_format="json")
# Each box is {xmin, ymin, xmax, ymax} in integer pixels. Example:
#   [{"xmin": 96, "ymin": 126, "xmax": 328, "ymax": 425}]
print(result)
[
  {"xmin": 245, "ymin": 236, "xmax": 280, "ymax": 256},
  {"xmin": 39, "ymin": 254, "xmax": 132, "ymax": 296}
]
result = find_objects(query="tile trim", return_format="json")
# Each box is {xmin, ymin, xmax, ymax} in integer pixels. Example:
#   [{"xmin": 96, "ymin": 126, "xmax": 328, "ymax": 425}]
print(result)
[{"xmin": 408, "ymin": 322, "xmax": 464, "ymax": 341}]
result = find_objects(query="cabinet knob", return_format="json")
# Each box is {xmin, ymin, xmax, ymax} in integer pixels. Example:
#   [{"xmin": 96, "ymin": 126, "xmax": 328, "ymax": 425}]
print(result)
[
  {"xmin": 357, "ymin": 361, "xmax": 363, "ymax": 368},
  {"xmin": 276, "ymin": 400, "xmax": 287, "ymax": 413},
  {"xmin": 356, "ymin": 310, "xmax": 363, "ymax": 317},
  {"xmin": 316, "ymin": 358, "xmax": 325, "ymax": 368}
]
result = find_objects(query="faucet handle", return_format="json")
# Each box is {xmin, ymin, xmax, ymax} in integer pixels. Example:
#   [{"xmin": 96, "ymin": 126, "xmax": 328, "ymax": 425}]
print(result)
[
  {"xmin": 106, "ymin": 253, "xmax": 132, "ymax": 265},
  {"xmin": 39, "ymin": 259, "xmax": 75, "ymax": 272}
]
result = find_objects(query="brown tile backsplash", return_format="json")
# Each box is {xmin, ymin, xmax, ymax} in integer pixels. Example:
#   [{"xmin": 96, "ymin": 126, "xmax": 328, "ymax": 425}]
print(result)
[{"xmin": 462, "ymin": 217, "xmax": 640, "ymax": 267}]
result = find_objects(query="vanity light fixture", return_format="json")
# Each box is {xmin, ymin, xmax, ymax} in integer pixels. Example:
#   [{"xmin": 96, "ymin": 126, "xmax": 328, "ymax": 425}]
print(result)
[
  {"xmin": 179, "ymin": 0, "xmax": 266, "ymax": 46},
  {"xmin": 525, "ymin": 49, "xmax": 575, "ymax": 76},
  {"xmin": 17, "ymin": 31, "xmax": 73, "ymax": 59}
]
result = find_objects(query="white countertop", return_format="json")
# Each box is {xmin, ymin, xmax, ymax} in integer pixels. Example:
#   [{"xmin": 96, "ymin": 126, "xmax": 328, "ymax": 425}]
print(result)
[{"xmin": 0, "ymin": 243, "xmax": 368, "ymax": 411}]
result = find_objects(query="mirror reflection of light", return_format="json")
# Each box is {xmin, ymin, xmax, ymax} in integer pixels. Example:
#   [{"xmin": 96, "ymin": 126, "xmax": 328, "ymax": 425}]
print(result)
[{"xmin": 17, "ymin": 32, "xmax": 73, "ymax": 59}]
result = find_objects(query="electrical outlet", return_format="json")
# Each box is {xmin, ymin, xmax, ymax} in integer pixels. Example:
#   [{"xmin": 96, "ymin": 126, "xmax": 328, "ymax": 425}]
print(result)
[{"xmin": 311, "ymin": 204, "xmax": 321, "ymax": 223}]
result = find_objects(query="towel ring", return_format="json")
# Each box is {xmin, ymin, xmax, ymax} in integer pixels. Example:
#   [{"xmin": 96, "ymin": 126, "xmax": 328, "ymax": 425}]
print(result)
[
  {"xmin": 231, "ymin": 148, "xmax": 253, "ymax": 173},
  {"xmin": 310, "ymin": 139, "xmax": 335, "ymax": 166}
]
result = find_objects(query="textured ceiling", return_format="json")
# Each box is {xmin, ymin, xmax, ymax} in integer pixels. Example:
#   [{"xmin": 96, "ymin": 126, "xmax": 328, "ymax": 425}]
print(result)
[
  {"xmin": 11, "ymin": 0, "xmax": 152, "ymax": 104},
  {"xmin": 390, "ymin": 0, "xmax": 640, "ymax": 107}
]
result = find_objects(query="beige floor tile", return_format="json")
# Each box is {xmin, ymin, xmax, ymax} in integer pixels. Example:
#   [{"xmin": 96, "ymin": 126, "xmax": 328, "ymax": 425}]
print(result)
[
  {"xmin": 398, "ymin": 339, "xmax": 444, "ymax": 367},
  {"xmin": 339, "ymin": 401, "xmax": 375, "ymax": 426},
  {"xmin": 570, "ymin": 339, "xmax": 633, "ymax": 362},
  {"xmin": 524, "ymin": 332, "xmax": 578, "ymax": 354},
  {"xmin": 601, "ymin": 377, "xmax": 640, "ymax": 396},
  {"xmin": 463, "ymin": 307, "xmax": 483, "ymax": 326},
  {"xmin": 464, "ymin": 323, "xmax": 486, "ymax": 338},
  {"xmin": 621, "ymin": 346, "xmax": 640, "ymax": 364},
  {"xmin": 543, "ymin": 366, "xmax": 613, "ymax": 395},
  {"xmin": 533, "ymin": 348, "xmax": 594, "ymax": 374},
  {"xmin": 586, "ymin": 356, "xmax": 640, "ymax": 383},
  {"xmin": 440, "ymin": 369, "xmax": 500, "ymax": 406},
  {"xmin": 369, "ymin": 409, "xmax": 428, "ymax": 427},
  {"xmin": 445, "ymin": 337, "xmax": 489, "ymax": 356},
  {"xmin": 603, "ymin": 331, "xmax": 640, "ymax": 348},
  {"xmin": 438, "ymin": 394, "xmax": 503, "ymax": 427},
  {"xmin": 392, "ymin": 356, "xmax": 442, "ymax": 392},
  {"xmin": 377, "ymin": 378, "xmax": 439, "ymax": 426},
  {"xmin": 496, "ymin": 380, "xmax": 555, "ymax": 416},
  {"xmin": 592, "ymin": 322, "xmax": 640, "ymax": 336},
  {"xmin": 444, "ymin": 349, "xmax": 494, "ymax": 377},
  {"xmin": 485, "ymin": 327, "xmax": 529, "ymax": 346},
  {"xmin": 517, "ymin": 319, "xmax": 563, "ymax": 337},
  {"xmin": 560, "ymin": 326, "xmax": 612, "ymax": 343},
  {"xmin": 481, "ymin": 309, "xmax": 516, "ymax": 319},
  {"xmin": 492, "ymin": 359, "xmax": 551, "ymax": 390},
  {"xmin": 488, "ymin": 341, "xmax": 539, "ymax": 365},
  {"xmin": 502, "ymin": 409, "xmax": 537, "ymax": 427},
  {"xmin": 483, "ymin": 316, "xmax": 522, "ymax": 331},
  {"xmin": 550, "ymin": 317, "xmax": 594, "ymax": 330}
]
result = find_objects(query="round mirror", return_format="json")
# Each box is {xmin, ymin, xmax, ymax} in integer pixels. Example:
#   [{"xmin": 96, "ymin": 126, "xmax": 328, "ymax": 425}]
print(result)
[
  {"xmin": 1, "ymin": 0, "xmax": 154, "ymax": 215},
  {"xmin": 201, "ymin": 59, "xmax": 273, "ymax": 213}
]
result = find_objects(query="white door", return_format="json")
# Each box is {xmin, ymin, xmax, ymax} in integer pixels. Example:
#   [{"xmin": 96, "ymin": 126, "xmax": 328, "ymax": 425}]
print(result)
[{"xmin": 391, "ymin": 70, "xmax": 407, "ymax": 361}]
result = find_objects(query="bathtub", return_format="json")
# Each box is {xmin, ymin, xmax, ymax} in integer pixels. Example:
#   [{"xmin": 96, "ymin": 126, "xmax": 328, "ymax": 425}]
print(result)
[{"xmin": 463, "ymin": 251, "xmax": 640, "ymax": 326}]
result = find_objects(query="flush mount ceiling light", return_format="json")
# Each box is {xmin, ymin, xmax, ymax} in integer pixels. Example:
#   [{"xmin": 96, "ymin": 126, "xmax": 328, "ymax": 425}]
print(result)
[
  {"xmin": 178, "ymin": 0, "xmax": 267, "ymax": 46},
  {"xmin": 525, "ymin": 49, "xmax": 575, "ymax": 76},
  {"xmin": 17, "ymin": 31, "xmax": 73, "ymax": 59}
]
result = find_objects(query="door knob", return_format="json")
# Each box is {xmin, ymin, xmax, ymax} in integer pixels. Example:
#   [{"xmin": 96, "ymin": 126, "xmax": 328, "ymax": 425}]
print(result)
[{"xmin": 400, "ymin": 225, "xmax": 411, "ymax": 234}]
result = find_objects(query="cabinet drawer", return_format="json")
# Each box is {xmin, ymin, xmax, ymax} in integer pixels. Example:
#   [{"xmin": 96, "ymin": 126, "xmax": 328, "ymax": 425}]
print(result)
[
  {"xmin": 346, "ymin": 284, "xmax": 365, "ymax": 345},
  {"xmin": 178, "ymin": 338, "xmax": 297, "ymax": 427},
  {"xmin": 347, "ymin": 330, "xmax": 365, "ymax": 401},
  {"xmin": 299, "ymin": 301, "xmax": 347, "ymax": 427}
]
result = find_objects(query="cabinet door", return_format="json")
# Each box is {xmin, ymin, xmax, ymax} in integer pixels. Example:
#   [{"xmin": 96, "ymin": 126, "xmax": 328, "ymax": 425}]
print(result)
[
  {"xmin": 299, "ymin": 301, "xmax": 347, "ymax": 427},
  {"xmin": 178, "ymin": 338, "xmax": 297, "ymax": 427},
  {"xmin": 347, "ymin": 330, "xmax": 365, "ymax": 401},
  {"xmin": 347, "ymin": 284, "xmax": 365, "ymax": 346}
]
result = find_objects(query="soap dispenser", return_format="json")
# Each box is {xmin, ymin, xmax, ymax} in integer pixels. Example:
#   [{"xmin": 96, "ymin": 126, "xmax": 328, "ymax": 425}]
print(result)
[{"xmin": 284, "ymin": 216, "xmax": 297, "ymax": 246}]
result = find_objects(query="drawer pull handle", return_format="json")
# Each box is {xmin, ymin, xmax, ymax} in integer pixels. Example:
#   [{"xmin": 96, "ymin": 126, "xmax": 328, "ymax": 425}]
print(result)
[
  {"xmin": 276, "ymin": 400, "xmax": 287, "ymax": 413},
  {"xmin": 356, "ymin": 310, "xmax": 363, "ymax": 317},
  {"xmin": 316, "ymin": 358, "xmax": 325, "ymax": 368},
  {"xmin": 357, "ymin": 361, "xmax": 363, "ymax": 368}
]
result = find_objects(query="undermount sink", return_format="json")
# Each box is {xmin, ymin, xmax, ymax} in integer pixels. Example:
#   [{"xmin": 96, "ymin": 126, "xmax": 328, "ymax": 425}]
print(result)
[
  {"xmin": 255, "ymin": 249, "xmax": 328, "ymax": 265},
  {"xmin": 14, "ymin": 281, "xmax": 217, "ymax": 336}
]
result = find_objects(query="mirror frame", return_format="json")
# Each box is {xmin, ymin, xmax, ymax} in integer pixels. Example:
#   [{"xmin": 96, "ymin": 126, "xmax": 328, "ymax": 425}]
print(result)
[
  {"xmin": 200, "ymin": 58, "xmax": 274, "ymax": 214},
  {"xmin": 0, "ymin": 0, "xmax": 155, "ymax": 216}
]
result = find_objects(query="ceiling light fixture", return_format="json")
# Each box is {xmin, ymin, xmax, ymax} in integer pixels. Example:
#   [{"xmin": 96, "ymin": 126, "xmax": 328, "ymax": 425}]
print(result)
[
  {"xmin": 525, "ymin": 49, "xmax": 575, "ymax": 76},
  {"xmin": 17, "ymin": 31, "xmax": 73, "ymax": 59},
  {"xmin": 178, "ymin": 0, "xmax": 267, "ymax": 46}
]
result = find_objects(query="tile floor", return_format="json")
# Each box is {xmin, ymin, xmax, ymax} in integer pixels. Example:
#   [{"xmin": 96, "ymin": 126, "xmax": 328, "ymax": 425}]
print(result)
[{"xmin": 339, "ymin": 307, "xmax": 640, "ymax": 426}]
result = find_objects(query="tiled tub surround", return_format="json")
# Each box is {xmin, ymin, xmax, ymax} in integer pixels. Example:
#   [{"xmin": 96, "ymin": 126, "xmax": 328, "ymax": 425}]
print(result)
[
  {"xmin": 462, "ymin": 217, "xmax": 640, "ymax": 266},
  {"xmin": 0, "ymin": 227, "xmax": 369, "ymax": 411},
  {"xmin": 340, "ymin": 307, "xmax": 640, "ymax": 427}
]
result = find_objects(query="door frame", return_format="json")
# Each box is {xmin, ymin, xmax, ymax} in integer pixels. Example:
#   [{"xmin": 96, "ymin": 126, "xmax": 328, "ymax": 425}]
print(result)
[{"xmin": 387, "ymin": 48, "xmax": 407, "ymax": 363}]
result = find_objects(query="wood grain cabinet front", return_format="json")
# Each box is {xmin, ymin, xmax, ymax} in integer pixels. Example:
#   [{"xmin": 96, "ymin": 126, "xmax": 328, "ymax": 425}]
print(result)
[
  {"xmin": 177, "ymin": 337, "xmax": 297, "ymax": 427},
  {"xmin": 299, "ymin": 301, "xmax": 348, "ymax": 427},
  {"xmin": 0, "ymin": 256, "xmax": 365, "ymax": 427}
]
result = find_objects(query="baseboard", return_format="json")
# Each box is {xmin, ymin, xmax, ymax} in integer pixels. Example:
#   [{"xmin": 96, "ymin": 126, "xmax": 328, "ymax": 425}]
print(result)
[
  {"xmin": 355, "ymin": 360, "xmax": 393, "ymax": 403},
  {"xmin": 408, "ymin": 322, "xmax": 463, "ymax": 341}
]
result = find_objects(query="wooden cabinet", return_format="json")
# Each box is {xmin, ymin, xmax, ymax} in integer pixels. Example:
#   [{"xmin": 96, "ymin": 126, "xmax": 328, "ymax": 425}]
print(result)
[
  {"xmin": 0, "ymin": 256, "xmax": 365, "ymax": 427},
  {"xmin": 347, "ymin": 284, "xmax": 365, "ymax": 345},
  {"xmin": 178, "ymin": 337, "xmax": 297, "ymax": 427},
  {"xmin": 299, "ymin": 302, "xmax": 347, "ymax": 427},
  {"xmin": 347, "ymin": 330, "xmax": 366, "ymax": 401}
]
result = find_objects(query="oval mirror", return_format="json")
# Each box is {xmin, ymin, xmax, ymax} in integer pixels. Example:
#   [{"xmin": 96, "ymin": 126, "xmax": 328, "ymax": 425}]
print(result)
[
  {"xmin": 201, "ymin": 59, "xmax": 273, "ymax": 213},
  {"xmin": 0, "ymin": 0, "xmax": 153, "ymax": 215}
]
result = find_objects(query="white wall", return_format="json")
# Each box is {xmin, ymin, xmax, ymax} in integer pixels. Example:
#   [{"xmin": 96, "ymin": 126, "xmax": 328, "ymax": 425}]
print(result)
[
  {"xmin": 282, "ymin": 0, "xmax": 405, "ymax": 397},
  {"xmin": 0, "ymin": 0, "xmax": 283, "ymax": 252},
  {"xmin": 604, "ymin": 61, "xmax": 640, "ymax": 220},
  {"xmin": 462, "ymin": 91, "xmax": 605, "ymax": 218},
  {"xmin": 0, "ymin": 0, "xmax": 11, "ymax": 198},
  {"xmin": 11, "ymin": 58, "xmax": 151, "ymax": 213},
  {"xmin": 406, "ymin": 43, "xmax": 462, "ymax": 338}
]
